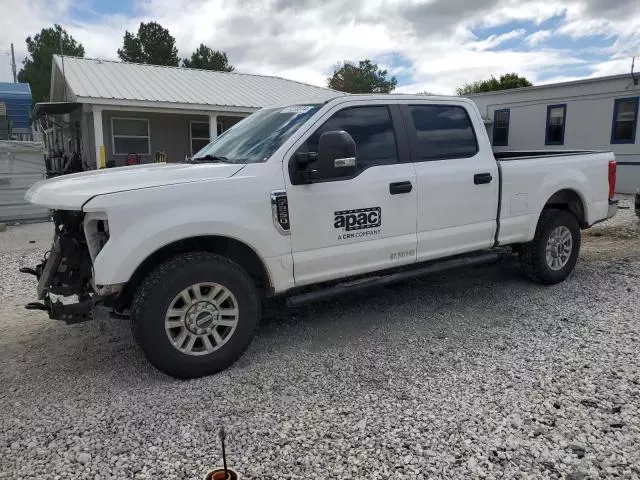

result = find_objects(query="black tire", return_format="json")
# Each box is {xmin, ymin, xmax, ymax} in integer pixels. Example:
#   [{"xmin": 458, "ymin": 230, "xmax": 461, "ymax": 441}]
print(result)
[
  {"xmin": 519, "ymin": 208, "xmax": 581, "ymax": 285},
  {"xmin": 131, "ymin": 252, "xmax": 260, "ymax": 378}
]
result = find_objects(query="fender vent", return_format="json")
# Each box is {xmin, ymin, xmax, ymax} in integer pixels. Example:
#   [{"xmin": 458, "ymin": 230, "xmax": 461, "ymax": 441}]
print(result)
[{"xmin": 270, "ymin": 190, "xmax": 290, "ymax": 235}]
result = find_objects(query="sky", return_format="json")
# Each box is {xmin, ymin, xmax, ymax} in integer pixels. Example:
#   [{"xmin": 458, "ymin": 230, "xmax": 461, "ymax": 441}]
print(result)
[{"xmin": 0, "ymin": 0, "xmax": 639, "ymax": 95}]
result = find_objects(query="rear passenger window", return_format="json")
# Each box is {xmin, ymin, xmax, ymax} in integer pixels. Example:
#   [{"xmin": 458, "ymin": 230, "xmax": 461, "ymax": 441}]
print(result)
[{"xmin": 407, "ymin": 105, "xmax": 478, "ymax": 160}]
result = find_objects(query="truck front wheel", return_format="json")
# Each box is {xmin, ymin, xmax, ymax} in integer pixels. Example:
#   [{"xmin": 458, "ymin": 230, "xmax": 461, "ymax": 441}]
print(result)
[
  {"xmin": 130, "ymin": 252, "xmax": 260, "ymax": 378},
  {"xmin": 519, "ymin": 208, "xmax": 581, "ymax": 285}
]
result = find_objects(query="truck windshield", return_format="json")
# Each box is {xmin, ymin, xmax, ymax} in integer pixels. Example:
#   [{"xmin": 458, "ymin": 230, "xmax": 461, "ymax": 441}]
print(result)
[{"xmin": 192, "ymin": 104, "xmax": 321, "ymax": 163}]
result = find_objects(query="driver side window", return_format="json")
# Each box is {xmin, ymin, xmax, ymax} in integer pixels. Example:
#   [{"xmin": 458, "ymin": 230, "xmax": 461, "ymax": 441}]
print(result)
[{"xmin": 304, "ymin": 105, "xmax": 398, "ymax": 173}]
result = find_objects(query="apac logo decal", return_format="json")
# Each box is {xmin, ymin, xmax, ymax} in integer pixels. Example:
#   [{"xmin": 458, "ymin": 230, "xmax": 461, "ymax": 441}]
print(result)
[{"xmin": 334, "ymin": 207, "xmax": 382, "ymax": 240}]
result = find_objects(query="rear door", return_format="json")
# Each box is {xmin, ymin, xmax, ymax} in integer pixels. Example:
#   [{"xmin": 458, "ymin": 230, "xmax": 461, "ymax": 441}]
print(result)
[
  {"xmin": 401, "ymin": 101, "xmax": 499, "ymax": 261},
  {"xmin": 284, "ymin": 101, "xmax": 418, "ymax": 287}
]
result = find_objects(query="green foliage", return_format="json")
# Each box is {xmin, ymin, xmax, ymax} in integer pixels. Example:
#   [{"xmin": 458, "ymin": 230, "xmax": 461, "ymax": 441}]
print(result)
[
  {"xmin": 17, "ymin": 24, "xmax": 85, "ymax": 103},
  {"xmin": 182, "ymin": 44, "xmax": 234, "ymax": 72},
  {"xmin": 327, "ymin": 59, "xmax": 397, "ymax": 94},
  {"xmin": 456, "ymin": 73, "xmax": 533, "ymax": 95},
  {"xmin": 117, "ymin": 22, "xmax": 179, "ymax": 66}
]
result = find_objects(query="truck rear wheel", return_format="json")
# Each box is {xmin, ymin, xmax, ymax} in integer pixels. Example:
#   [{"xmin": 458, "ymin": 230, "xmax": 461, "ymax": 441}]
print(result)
[
  {"xmin": 130, "ymin": 252, "xmax": 260, "ymax": 378},
  {"xmin": 519, "ymin": 208, "xmax": 581, "ymax": 285}
]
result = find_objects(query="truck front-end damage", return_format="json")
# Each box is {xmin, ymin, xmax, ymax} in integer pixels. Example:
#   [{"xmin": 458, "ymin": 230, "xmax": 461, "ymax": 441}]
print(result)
[{"xmin": 22, "ymin": 210, "xmax": 116, "ymax": 324}]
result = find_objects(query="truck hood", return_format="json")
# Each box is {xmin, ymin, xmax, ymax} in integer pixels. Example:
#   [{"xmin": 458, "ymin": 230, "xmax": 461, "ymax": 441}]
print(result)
[{"xmin": 25, "ymin": 162, "xmax": 245, "ymax": 210}]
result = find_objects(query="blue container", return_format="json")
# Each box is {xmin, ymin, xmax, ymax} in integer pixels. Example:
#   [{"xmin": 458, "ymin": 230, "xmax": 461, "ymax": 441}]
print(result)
[{"xmin": 0, "ymin": 82, "xmax": 32, "ymax": 130}]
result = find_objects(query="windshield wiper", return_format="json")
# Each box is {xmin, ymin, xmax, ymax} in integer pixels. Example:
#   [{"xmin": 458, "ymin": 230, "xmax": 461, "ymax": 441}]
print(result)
[{"xmin": 189, "ymin": 154, "xmax": 231, "ymax": 163}]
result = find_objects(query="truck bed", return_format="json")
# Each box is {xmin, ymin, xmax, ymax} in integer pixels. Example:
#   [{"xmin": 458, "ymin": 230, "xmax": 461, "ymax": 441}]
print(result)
[{"xmin": 495, "ymin": 149, "xmax": 614, "ymax": 247}]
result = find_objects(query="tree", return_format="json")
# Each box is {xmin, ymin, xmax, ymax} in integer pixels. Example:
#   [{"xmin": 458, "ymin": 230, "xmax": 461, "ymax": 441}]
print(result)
[
  {"xmin": 117, "ymin": 22, "xmax": 179, "ymax": 66},
  {"xmin": 327, "ymin": 59, "xmax": 397, "ymax": 94},
  {"xmin": 182, "ymin": 44, "xmax": 234, "ymax": 71},
  {"xmin": 17, "ymin": 24, "xmax": 85, "ymax": 103},
  {"xmin": 456, "ymin": 73, "xmax": 533, "ymax": 95}
]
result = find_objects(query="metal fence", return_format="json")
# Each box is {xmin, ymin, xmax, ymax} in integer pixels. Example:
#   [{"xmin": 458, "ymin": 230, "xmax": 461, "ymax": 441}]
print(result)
[{"xmin": 0, "ymin": 140, "xmax": 49, "ymax": 223}]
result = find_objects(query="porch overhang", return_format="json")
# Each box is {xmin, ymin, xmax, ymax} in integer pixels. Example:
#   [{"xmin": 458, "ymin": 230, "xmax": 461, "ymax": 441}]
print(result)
[
  {"xmin": 80, "ymin": 97, "xmax": 258, "ymax": 116},
  {"xmin": 86, "ymin": 101, "xmax": 253, "ymax": 169}
]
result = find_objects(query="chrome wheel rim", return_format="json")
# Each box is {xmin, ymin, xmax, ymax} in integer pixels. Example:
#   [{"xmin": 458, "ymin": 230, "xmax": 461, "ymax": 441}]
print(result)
[
  {"xmin": 164, "ymin": 283, "xmax": 239, "ymax": 356},
  {"xmin": 545, "ymin": 226, "xmax": 573, "ymax": 271}
]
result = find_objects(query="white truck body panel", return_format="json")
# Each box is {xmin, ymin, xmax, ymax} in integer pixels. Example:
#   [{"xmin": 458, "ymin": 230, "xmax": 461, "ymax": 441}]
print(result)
[
  {"xmin": 498, "ymin": 151, "xmax": 612, "ymax": 245},
  {"xmin": 414, "ymin": 99, "xmax": 500, "ymax": 262},
  {"xmin": 25, "ymin": 162, "xmax": 245, "ymax": 210},
  {"xmin": 287, "ymin": 163, "xmax": 418, "ymax": 286},
  {"xmin": 25, "ymin": 94, "xmax": 617, "ymax": 297},
  {"xmin": 82, "ymin": 162, "xmax": 291, "ymax": 288}
]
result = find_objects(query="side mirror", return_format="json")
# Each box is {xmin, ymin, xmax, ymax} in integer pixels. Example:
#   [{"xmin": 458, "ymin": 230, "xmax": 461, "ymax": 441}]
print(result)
[{"xmin": 316, "ymin": 130, "xmax": 357, "ymax": 178}]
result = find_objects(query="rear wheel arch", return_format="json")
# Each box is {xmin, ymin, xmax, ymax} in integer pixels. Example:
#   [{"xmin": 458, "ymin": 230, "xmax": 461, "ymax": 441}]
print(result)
[
  {"xmin": 543, "ymin": 189, "xmax": 588, "ymax": 228},
  {"xmin": 117, "ymin": 235, "xmax": 271, "ymax": 310}
]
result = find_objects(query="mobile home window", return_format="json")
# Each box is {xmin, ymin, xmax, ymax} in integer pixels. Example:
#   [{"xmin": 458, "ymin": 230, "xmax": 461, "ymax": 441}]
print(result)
[
  {"xmin": 492, "ymin": 109, "xmax": 510, "ymax": 146},
  {"xmin": 111, "ymin": 118, "xmax": 150, "ymax": 155},
  {"xmin": 611, "ymin": 97, "xmax": 639, "ymax": 144},
  {"xmin": 190, "ymin": 121, "xmax": 210, "ymax": 155},
  {"xmin": 545, "ymin": 104, "xmax": 566, "ymax": 145}
]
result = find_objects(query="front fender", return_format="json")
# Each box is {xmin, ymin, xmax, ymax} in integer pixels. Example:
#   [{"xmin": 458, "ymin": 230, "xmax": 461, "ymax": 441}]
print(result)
[{"xmin": 83, "ymin": 177, "xmax": 290, "ymax": 286}]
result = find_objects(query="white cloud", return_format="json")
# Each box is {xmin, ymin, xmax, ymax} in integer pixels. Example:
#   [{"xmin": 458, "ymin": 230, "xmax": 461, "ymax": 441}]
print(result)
[
  {"xmin": 471, "ymin": 29, "xmax": 526, "ymax": 51},
  {"xmin": 1, "ymin": 0, "xmax": 640, "ymax": 95},
  {"xmin": 0, "ymin": 0, "xmax": 72, "ymax": 81},
  {"xmin": 525, "ymin": 30, "xmax": 552, "ymax": 46}
]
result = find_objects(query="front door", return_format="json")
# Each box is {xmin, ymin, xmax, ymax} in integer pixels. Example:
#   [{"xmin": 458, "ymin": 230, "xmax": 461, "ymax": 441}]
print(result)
[{"xmin": 285, "ymin": 103, "xmax": 418, "ymax": 287}]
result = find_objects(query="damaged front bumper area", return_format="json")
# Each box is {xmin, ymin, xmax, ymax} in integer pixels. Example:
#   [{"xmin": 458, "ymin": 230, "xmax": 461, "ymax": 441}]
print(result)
[{"xmin": 21, "ymin": 210, "xmax": 117, "ymax": 324}]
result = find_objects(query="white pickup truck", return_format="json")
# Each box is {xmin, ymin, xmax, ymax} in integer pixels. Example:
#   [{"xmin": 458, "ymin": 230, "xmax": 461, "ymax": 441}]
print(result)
[{"xmin": 24, "ymin": 95, "xmax": 618, "ymax": 378}]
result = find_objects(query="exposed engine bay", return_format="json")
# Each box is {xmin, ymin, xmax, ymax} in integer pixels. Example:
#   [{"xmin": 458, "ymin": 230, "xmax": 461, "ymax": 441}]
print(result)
[{"xmin": 21, "ymin": 211, "xmax": 109, "ymax": 324}]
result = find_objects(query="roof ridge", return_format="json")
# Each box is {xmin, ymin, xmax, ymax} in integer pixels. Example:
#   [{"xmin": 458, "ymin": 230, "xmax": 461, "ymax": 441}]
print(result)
[
  {"xmin": 53, "ymin": 54, "xmax": 335, "ymax": 92},
  {"xmin": 466, "ymin": 72, "xmax": 636, "ymax": 96}
]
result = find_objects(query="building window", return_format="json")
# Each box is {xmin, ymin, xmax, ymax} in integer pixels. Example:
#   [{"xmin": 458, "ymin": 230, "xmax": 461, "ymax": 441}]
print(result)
[
  {"xmin": 111, "ymin": 118, "xmax": 150, "ymax": 155},
  {"xmin": 407, "ymin": 104, "xmax": 478, "ymax": 160},
  {"xmin": 492, "ymin": 109, "xmax": 510, "ymax": 146},
  {"xmin": 611, "ymin": 97, "xmax": 639, "ymax": 144},
  {"xmin": 190, "ymin": 121, "xmax": 211, "ymax": 155},
  {"xmin": 545, "ymin": 104, "xmax": 566, "ymax": 145}
]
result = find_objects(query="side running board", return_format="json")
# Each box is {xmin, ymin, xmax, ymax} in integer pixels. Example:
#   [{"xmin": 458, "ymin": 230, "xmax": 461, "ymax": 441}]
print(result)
[{"xmin": 286, "ymin": 250, "xmax": 507, "ymax": 307}]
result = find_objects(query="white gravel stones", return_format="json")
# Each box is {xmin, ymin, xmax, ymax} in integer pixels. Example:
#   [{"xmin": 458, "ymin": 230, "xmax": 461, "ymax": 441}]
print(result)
[
  {"xmin": 1, "ymin": 205, "xmax": 639, "ymax": 479},
  {"xmin": 587, "ymin": 194, "xmax": 639, "ymax": 239}
]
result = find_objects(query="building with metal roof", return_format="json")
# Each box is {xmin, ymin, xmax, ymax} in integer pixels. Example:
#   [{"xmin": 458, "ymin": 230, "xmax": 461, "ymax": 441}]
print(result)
[{"xmin": 48, "ymin": 55, "xmax": 343, "ymax": 168}]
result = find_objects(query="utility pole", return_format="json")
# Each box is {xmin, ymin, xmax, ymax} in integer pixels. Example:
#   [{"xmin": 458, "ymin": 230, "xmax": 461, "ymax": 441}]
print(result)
[
  {"xmin": 59, "ymin": 35, "xmax": 67, "ymax": 100},
  {"xmin": 10, "ymin": 43, "xmax": 17, "ymax": 83}
]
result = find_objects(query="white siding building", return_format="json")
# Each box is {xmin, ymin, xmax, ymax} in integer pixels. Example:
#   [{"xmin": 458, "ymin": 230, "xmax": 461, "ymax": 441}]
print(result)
[{"xmin": 469, "ymin": 74, "xmax": 640, "ymax": 194}]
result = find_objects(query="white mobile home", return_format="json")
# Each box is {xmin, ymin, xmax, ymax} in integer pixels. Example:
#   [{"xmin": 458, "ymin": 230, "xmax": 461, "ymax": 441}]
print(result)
[{"xmin": 469, "ymin": 74, "xmax": 640, "ymax": 194}]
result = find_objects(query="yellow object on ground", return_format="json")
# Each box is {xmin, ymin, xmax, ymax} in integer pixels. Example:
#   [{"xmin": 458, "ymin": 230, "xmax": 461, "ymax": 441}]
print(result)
[{"xmin": 98, "ymin": 145, "xmax": 106, "ymax": 169}]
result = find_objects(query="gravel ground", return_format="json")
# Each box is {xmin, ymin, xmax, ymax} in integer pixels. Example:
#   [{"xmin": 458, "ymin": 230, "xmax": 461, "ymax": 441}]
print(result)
[{"xmin": 1, "ymin": 201, "xmax": 639, "ymax": 479}]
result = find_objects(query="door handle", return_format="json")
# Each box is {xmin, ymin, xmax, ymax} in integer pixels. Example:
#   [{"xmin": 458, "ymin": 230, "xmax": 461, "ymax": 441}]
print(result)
[
  {"xmin": 474, "ymin": 173, "xmax": 493, "ymax": 185},
  {"xmin": 389, "ymin": 181, "xmax": 413, "ymax": 195}
]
